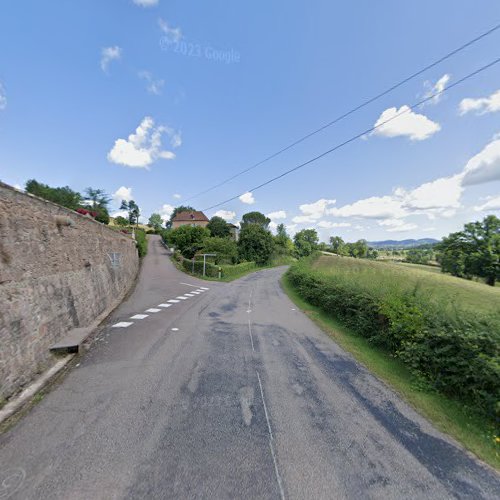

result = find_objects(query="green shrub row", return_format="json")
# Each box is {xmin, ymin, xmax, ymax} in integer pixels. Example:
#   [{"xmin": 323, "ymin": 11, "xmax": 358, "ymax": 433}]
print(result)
[
  {"xmin": 135, "ymin": 229, "xmax": 148, "ymax": 258},
  {"xmin": 181, "ymin": 258, "xmax": 219, "ymax": 277},
  {"xmin": 286, "ymin": 256, "xmax": 500, "ymax": 419}
]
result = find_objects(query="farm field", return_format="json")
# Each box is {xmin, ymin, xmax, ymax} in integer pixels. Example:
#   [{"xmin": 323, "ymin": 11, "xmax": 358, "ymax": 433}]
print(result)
[{"xmin": 313, "ymin": 254, "xmax": 500, "ymax": 316}]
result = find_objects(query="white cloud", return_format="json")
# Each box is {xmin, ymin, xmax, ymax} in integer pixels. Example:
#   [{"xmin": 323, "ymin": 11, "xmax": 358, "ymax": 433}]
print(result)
[
  {"xmin": 401, "ymin": 175, "xmax": 463, "ymax": 210},
  {"xmin": 173, "ymin": 193, "xmax": 181, "ymax": 199},
  {"xmin": 214, "ymin": 210, "xmax": 236, "ymax": 221},
  {"xmin": 171, "ymin": 133, "xmax": 182, "ymax": 148},
  {"xmin": 372, "ymin": 105, "xmax": 441, "ymax": 141},
  {"xmin": 269, "ymin": 221, "xmax": 278, "ymax": 232},
  {"xmin": 424, "ymin": 74, "xmax": 450, "ymax": 104},
  {"xmin": 461, "ymin": 136, "xmax": 500, "ymax": 186},
  {"xmin": 316, "ymin": 221, "xmax": 351, "ymax": 229},
  {"xmin": 239, "ymin": 192, "xmax": 255, "ymax": 204},
  {"xmin": 0, "ymin": 81, "xmax": 6, "ymax": 110},
  {"xmin": 113, "ymin": 186, "xmax": 133, "ymax": 204},
  {"xmin": 328, "ymin": 195, "xmax": 408, "ymax": 219},
  {"xmin": 100, "ymin": 46, "xmax": 122, "ymax": 72},
  {"xmin": 138, "ymin": 71, "xmax": 164, "ymax": 95},
  {"xmin": 107, "ymin": 116, "xmax": 180, "ymax": 168},
  {"xmin": 111, "ymin": 210, "xmax": 129, "ymax": 219},
  {"xmin": 459, "ymin": 89, "xmax": 500, "ymax": 115},
  {"xmin": 474, "ymin": 196, "xmax": 500, "ymax": 212},
  {"xmin": 133, "ymin": 0, "xmax": 159, "ymax": 6},
  {"xmin": 267, "ymin": 210, "xmax": 287, "ymax": 220},
  {"xmin": 159, "ymin": 204, "xmax": 175, "ymax": 223},
  {"xmin": 293, "ymin": 198, "xmax": 336, "ymax": 223},
  {"xmin": 159, "ymin": 18, "xmax": 182, "ymax": 42}
]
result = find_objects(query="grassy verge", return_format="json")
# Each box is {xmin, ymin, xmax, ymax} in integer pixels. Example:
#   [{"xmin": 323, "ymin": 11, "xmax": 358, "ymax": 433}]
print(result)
[{"xmin": 281, "ymin": 274, "xmax": 499, "ymax": 470}]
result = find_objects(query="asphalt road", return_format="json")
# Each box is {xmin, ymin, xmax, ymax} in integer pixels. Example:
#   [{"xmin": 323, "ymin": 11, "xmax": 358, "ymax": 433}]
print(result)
[{"xmin": 1, "ymin": 236, "xmax": 499, "ymax": 499}]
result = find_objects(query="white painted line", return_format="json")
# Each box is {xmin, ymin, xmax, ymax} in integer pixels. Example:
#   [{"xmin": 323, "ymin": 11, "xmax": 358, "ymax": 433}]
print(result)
[
  {"xmin": 176, "ymin": 296, "xmax": 188, "ymax": 300},
  {"xmin": 191, "ymin": 291, "xmax": 201, "ymax": 295},
  {"xmin": 146, "ymin": 308, "xmax": 161, "ymax": 313},
  {"xmin": 171, "ymin": 328, "xmax": 179, "ymax": 331},
  {"xmin": 131, "ymin": 314, "xmax": 149, "ymax": 320},
  {"xmin": 256, "ymin": 370, "xmax": 285, "ymax": 500},
  {"xmin": 184, "ymin": 293, "xmax": 194, "ymax": 297},
  {"xmin": 168, "ymin": 299, "xmax": 180, "ymax": 303},
  {"xmin": 112, "ymin": 322, "xmax": 133, "ymax": 328},
  {"xmin": 158, "ymin": 303, "xmax": 172, "ymax": 308},
  {"xmin": 196, "ymin": 289, "xmax": 205, "ymax": 293},
  {"xmin": 199, "ymin": 287, "xmax": 209, "ymax": 290},
  {"xmin": 247, "ymin": 309, "xmax": 252, "ymax": 314},
  {"xmin": 180, "ymin": 282, "xmax": 200, "ymax": 288}
]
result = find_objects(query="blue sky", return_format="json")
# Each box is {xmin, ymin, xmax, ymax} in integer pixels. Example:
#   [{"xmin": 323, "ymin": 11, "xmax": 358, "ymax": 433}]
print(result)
[{"xmin": 1, "ymin": 0, "xmax": 499, "ymax": 241}]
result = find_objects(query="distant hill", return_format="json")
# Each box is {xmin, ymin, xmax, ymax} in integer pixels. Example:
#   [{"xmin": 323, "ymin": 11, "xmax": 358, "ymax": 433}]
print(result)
[{"xmin": 367, "ymin": 238, "xmax": 440, "ymax": 249}]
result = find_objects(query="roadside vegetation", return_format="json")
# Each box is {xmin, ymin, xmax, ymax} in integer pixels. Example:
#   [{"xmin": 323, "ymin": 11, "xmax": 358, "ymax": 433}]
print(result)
[
  {"xmin": 162, "ymin": 210, "xmax": 297, "ymax": 280},
  {"xmin": 285, "ymin": 251, "xmax": 499, "ymax": 465},
  {"xmin": 282, "ymin": 274, "xmax": 500, "ymax": 469}
]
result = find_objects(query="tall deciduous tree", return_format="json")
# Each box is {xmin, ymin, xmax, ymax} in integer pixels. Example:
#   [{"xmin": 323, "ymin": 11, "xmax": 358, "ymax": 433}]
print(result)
[
  {"xmin": 207, "ymin": 216, "xmax": 231, "ymax": 238},
  {"xmin": 439, "ymin": 215, "xmax": 500, "ymax": 286},
  {"xmin": 148, "ymin": 213, "xmax": 164, "ymax": 231},
  {"xmin": 238, "ymin": 224, "xmax": 274, "ymax": 264},
  {"xmin": 293, "ymin": 229, "xmax": 319, "ymax": 257},
  {"xmin": 329, "ymin": 236, "xmax": 346, "ymax": 255},
  {"xmin": 120, "ymin": 200, "xmax": 140, "ymax": 226},
  {"xmin": 167, "ymin": 225, "xmax": 210, "ymax": 259},
  {"xmin": 240, "ymin": 211, "xmax": 271, "ymax": 230}
]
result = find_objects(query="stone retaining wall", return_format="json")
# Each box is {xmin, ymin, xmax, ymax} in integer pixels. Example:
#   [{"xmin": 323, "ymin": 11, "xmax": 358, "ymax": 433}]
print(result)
[{"xmin": 0, "ymin": 182, "xmax": 139, "ymax": 400}]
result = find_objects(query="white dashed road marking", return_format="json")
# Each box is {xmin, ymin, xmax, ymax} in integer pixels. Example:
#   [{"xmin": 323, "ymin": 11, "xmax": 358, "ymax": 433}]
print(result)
[
  {"xmin": 176, "ymin": 296, "xmax": 188, "ymax": 300},
  {"xmin": 199, "ymin": 287, "xmax": 209, "ymax": 290},
  {"xmin": 112, "ymin": 322, "xmax": 133, "ymax": 328},
  {"xmin": 196, "ymin": 289, "xmax": 205, "ymax": 293},
  {"xmin": 158, "ymin": 303, "xmax": 172, "ymax": 308},
  {"xmin": 131, "ymin": 314, "xmax": 149, "ymax": 320},
  {"xmin": 191, "ymin": 291, "xmax": 200, "ymax": 295},
  {"xmin": 146, "ymin": 308, "xmax": 161, "ymax": 313},
  {"xmin": 184, "ymin": 293, "xmax": 194, "ymax": 297},
  {"xmin": 168, "ymin": 299, "xmax": 180, "ymax": 303},
  {"xmin": 171, "ymin": 328, "xmax": 179, "ymax": 331},
  {"xmin": 180, "ymin": 282, "xmax": 200, "ymax": 288}
]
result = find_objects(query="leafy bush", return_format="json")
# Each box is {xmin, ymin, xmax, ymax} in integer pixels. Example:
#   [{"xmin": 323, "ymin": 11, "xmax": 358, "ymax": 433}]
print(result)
[
  {"xmin": 201, "ymin": 237, "xmax": 238, "ymax": 264},
  {"xmin": 135, "ymin": 229, "xmax": 148, "ymax": 258},
  {"xmin": 287, "ymin": 256, "xmax": 500, "ymax": 419},
  {"xmin": 238, "ymin": 224, "xmax": 274, "ymax": 264},
  {"xmin": 167, "ymin": 225, "xmax": 210, "ymax": 258}
]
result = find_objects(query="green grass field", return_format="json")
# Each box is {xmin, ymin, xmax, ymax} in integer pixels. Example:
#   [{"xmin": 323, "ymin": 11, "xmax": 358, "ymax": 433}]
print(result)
[{"xmin": 313, "ymin": 255, "xmax": 500, "ymax": 317}]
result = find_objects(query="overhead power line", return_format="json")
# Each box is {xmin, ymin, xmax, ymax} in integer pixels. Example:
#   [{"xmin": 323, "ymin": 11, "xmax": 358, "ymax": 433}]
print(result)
[
  {"xmin": 185, "ymin": 22, "xmax": 500, "ymax": 203},
  {"xmin": 203, "ymin": 56, "xmax": 500, "ymax": 212}
]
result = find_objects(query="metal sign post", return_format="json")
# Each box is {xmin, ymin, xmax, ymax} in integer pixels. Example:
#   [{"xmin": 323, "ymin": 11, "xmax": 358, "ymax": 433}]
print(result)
[{"xmin": 195, "ymin": 253, "xmax": 217, "ymax": 277}]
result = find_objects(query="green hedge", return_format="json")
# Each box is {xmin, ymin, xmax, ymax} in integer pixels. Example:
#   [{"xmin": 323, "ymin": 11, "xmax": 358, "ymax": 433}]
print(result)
[
  {"xmin": 181, "ymin": 258, "xmax": 219, "ymax": 277},
  {"xmin": 286, "ymin": 257, "xmax": 500, "ymax": 419},
  {"xmin": 135, "ymin": 229, "xmax": 148, "ymax": 258}
]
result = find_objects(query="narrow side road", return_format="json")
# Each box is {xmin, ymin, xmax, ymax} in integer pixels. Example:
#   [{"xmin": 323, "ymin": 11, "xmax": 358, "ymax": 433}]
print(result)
[{"xmin": 0, "ymin": 236, "xmax": 498, "ymax": 499}]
